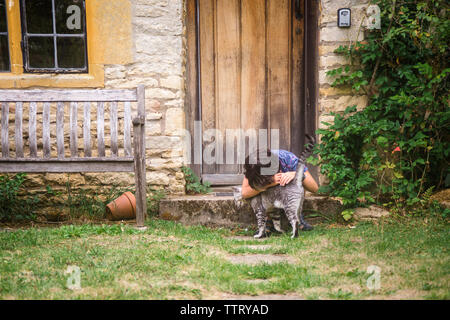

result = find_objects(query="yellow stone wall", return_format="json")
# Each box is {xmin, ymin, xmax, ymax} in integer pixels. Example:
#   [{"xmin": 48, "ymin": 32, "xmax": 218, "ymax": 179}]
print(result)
[{"xmin": 0, "ymin": 0, "xmax": 187, "ymax": 213}]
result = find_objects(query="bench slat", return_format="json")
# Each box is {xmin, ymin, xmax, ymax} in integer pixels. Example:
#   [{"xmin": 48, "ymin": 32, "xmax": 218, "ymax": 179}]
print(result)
[
  {"xmin": 43, "ymin": 102, "xmax": 51, "ymax": 158},
  {"xmin": 70, "ymin": 102, "xmax": 78, "ymax": 157},
  {"xmin": 97, "ymin": 102, "xmax": 105, "ymax": 157},
  {"xmin": 57, "ymin": 102, "xmax": 65, "ymax": 159},
  {"xmin": 83, "ymin": 102, "xmax": 91, "ymax": 157},
  {"xmin": 15, "ymin": 102, "xmax": 23, "ymax": 158},
  {"xmin": 110, "ymin": 101, "xmax": 118, "ymax": 157},
  {"xmin": 0, "ymin": 89, "xmax": 138, "ymax": 102},
  {"xmin": 1, "ymin": 102, "xmax": 9, "ymax": 158},
  {"xmin": 0, "ymin": 159, "xmax": 134, "ymax": 173},
  {"xmin": 124, "ymin": 101, "xmax": 132, "ymax": 157},
  {"xmin": 29, "ymin": 102, "xmax": 37, "ymax": 158}
]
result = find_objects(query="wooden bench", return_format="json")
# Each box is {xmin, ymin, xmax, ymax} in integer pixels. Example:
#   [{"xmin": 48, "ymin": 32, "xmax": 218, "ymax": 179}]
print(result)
[{"xmin": 0, "ymin": 85, "xmax": 147, "ymax": 227}]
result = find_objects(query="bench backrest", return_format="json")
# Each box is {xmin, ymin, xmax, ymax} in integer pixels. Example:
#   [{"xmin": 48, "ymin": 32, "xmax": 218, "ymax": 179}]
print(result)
[{"xmin": 0, "ymin": 85, "xmax": 145, "ymax": 173}]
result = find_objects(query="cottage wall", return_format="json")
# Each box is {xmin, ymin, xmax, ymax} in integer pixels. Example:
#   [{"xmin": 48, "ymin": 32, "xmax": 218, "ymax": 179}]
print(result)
[
  {"xmin": 1, "ymin": 0, "xmax": 374, "ymax": 213},
  {"xmin": 317, "ymin": 0, "xmax": 371, "ymax": 184}
]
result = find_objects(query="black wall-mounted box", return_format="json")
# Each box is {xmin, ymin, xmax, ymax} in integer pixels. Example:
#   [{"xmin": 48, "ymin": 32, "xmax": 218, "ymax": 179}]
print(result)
[{"xmin": 337, "ymin": 8, "xmax": 351, "ymax": 28}]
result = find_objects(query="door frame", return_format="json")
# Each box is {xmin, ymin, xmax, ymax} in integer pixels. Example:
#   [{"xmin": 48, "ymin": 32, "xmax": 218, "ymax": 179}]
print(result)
[{"xmin": 185, "ymin": 0, "xmax": 319, "ymax": 185}]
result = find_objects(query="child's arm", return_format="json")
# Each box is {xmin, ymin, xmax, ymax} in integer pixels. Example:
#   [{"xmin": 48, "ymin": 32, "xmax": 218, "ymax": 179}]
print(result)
[{"xmin": 241, "ymin": 174, "xmax": 281, "ymax": 199}]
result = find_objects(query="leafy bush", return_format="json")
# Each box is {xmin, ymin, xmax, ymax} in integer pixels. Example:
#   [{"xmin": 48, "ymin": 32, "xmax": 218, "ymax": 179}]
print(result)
[
  {"xmin": 181, "ymin": 166, "xmax": 212, "ymax": 194},
  {"xmin": 147, "ymin": 187, "xmax": 166, "ymax": 217},
  {"xmin": 310, "ymin": 0, "xmax": 449, "ymax": 213},
  {"xmin": 0, "ymin": 173, "xmax": 39, "ymax": 222}
]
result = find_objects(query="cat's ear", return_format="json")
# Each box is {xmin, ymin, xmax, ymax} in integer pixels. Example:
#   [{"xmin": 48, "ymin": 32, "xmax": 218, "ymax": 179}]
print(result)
[
  {"xmin": 232, "ymin": 186, "xmax": 243, "ymax": 205},
  {"xmin": 232, "ymin": 186, "xmax": 241, "ymax": 193}
]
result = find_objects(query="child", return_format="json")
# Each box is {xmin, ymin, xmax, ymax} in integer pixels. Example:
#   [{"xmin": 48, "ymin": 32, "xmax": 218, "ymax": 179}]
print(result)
[{"xmin": 241, "ymin": 148, "xmax": 319, "ymax": 233}]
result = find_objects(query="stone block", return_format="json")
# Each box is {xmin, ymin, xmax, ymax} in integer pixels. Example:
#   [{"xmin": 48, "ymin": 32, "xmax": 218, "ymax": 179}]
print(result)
[
  {"xmin": 160, "ymin": 76, "xmax": 183, "ymax": 90},
  {"xmin": 319, "ymin": 95, "xmax": 368, "ymax": 113},
  {"xmin": 353, "ymin": 206, "xmax": 390, "ymax": 221},
  {"xmin": 146, "ymin": 171, "xmax": 171, "ymax": 185},
  {"xmin": 320, "ymin": 26, "xmax": 364, "ymax": 43},
  {"xmin": 164, "ymin": 107, "xmax": 185, "ymax": 136},
  {"xmin": 158, "ymin": 194, "xmax": 343, "ymax": 228}
]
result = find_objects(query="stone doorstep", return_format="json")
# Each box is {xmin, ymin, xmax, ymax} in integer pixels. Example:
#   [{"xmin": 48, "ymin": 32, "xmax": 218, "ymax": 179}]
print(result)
[{"xmin": 158, "ymin": 194, "xmax": 343, "ymax": 229}]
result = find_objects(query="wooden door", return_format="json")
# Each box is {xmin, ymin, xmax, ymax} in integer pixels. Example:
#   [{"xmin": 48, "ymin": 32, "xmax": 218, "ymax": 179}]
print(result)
[{"xmin": 195, "ymin": 0, "xmax": 306, "ymax": 185}]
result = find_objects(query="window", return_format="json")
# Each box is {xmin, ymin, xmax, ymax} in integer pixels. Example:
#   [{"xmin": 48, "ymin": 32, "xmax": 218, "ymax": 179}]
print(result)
[
  {"xmin": 0, "ymin": 0, "xmax": 10, "ymax": 72},
  {"xmin": 20, "ymin": 0, "xmax": 88, "ymax": 73}
]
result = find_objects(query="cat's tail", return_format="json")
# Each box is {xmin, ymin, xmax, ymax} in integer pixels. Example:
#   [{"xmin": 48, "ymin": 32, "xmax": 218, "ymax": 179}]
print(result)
[
  {"xmin": 295, "ymin": 134, "xmax": 316, "ymax": 185},
  {"xmin": 298, "ymin": 134, "xmax": 316, "ymax": 165}
]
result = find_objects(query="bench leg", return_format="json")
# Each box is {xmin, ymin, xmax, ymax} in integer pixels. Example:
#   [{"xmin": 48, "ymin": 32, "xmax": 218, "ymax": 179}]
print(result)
[{"xmin": 134, "ymin": 85, "xmax": 147, "ymax": 228}]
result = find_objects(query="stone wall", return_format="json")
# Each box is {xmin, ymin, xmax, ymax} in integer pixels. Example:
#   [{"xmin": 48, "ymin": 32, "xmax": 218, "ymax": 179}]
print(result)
[
  {"xmin": 3, "ymin": 0, "xmax": 188, "ymax": 207},
  {"xmin": 103, "ymin": 0, "xmax": 186, "ymax": 195},
  {"xmin": 317, "ymin": 0, "xmax": 371, "ymax": 184}
]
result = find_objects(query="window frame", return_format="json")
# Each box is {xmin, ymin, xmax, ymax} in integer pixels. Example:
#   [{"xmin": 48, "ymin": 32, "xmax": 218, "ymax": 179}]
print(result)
[
  {"xmin": 0, "ymin": 0, "xmax": 11, "ymax": 72},
  {"xmin": 19, "ymin": 0, "xmax": 89, "ymax": 73}
]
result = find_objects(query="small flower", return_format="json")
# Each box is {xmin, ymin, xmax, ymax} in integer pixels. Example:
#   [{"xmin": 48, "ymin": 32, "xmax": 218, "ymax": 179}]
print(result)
[{"xmin": 392, "ymin": 147, "xmax": 401, "ymax": 154}]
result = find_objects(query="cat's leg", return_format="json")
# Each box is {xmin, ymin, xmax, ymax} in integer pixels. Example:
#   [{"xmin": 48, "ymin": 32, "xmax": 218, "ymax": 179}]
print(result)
[
  {"xmin": 284, "ymin": 206, "xmax": 301, "ymax": 238},
  {"xmin": 254, "ymin": 209, "xmax": 268, "ymax": 239},
  {"xmin": 266, "ymin": 207, "xmax": 284, "ymax": 234}
]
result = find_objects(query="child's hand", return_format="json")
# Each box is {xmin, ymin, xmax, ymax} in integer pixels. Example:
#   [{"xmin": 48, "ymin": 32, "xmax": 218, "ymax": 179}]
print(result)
[
  {"xmin": 279, "ymin": 171, "xmax": 296, "ymax": 186},
  {"xmin": 273, "ymin": 173, "xmax": 283, "ymax": 185}
]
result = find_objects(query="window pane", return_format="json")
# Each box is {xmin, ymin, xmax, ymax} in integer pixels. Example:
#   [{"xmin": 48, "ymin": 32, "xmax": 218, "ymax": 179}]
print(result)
[
  {"xmin": 0, "ymin": 35, "xmax": 10, "ymax": 71},
  {"xmin": 25, "ymin": 0, "xmax": 53, "ymax": 34},
  {"xmin": 57, "ymin": 37, "xmax": 85, "ymax": 69},
  {"xmin": 27, "ymin": 36, "xmax": 55, "ymax": 68},
  {"xmin": 55, "ymin": 0, "xmax": 85, "ymax": 34},
  {"xmin": 0, "ymin": 0, "xmax": 7, "ymax": 32}
]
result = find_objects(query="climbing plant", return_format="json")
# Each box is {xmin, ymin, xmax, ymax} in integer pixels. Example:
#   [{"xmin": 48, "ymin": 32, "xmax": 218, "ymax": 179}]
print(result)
[{"xmin": 309, "ymin": 0, "xmax": 449, "ymax": 213}]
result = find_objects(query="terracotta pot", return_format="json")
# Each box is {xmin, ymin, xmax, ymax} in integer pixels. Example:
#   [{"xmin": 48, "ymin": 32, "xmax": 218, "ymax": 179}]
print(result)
[{"xmin": 106, "ymin": 191, "xmax": 136, "ymax": 221}]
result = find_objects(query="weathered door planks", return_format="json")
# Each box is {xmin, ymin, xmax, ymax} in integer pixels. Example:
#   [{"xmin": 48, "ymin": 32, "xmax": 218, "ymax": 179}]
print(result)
[{"xmin": 193, "ymin": 0, "xmax": 307, "ymax": 184}]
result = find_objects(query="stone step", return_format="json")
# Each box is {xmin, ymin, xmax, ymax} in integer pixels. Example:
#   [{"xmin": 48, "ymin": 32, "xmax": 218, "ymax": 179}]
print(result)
[{"xmin": 158, "ymin": 193, "xmax": 343, "ymax": 229}]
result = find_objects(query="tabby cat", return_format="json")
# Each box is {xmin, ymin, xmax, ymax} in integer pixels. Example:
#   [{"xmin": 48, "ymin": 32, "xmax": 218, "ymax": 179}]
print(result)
[{"xmin": 233, "ymin": 136, "xmax": 315, "ymax": 239}]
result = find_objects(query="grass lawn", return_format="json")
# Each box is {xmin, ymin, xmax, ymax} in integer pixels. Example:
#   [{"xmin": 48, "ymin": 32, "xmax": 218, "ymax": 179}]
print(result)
[{"xmin": 0, "ymin": 216, "xmax": 448, "ymax": 300}]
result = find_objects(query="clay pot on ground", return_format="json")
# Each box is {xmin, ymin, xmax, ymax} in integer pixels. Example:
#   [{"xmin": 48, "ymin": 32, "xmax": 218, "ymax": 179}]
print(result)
[{"xmin": 106, "ymin": 191, "xmax": 136, "ymax": 221}]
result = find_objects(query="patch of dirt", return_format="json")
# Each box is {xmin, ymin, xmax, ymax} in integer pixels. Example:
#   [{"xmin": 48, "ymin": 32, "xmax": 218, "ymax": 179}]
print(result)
[
  {"xmin": 244, "ymin": 279, "xmax": 270, "ymax": 285},
  {"xmin": 242, "ymin": 245, "xmax": 277, "ymax": 251},
  {"xmin": 367, "ymin": 289, "xmax": 426, "ymax": 300},
  {"xmin": 221, "ymin": 293, "xmax": 304, "ymax": 300},
  {"xmin": 226, "ymin": 236, "xmax": 262, "ymax": 241},
  {"xmin": 225, "ymin": 254, "xmax": 296, "ymax": 265}
]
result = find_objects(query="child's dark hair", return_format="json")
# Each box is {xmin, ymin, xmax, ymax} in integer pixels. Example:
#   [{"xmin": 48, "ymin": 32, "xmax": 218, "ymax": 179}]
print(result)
[{"xmin": 244, "ymin": 149, "xmax": 280, "ymax": 191}]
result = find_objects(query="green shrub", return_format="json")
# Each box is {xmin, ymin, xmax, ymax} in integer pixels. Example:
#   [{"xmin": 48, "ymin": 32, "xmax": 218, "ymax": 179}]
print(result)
[
  {"xmin": 181, "ymin": 166, "xmax": 212, "ymax": 194},
  {"xmin": 310, "ymin": 0, "xmax": 450, "ymax": 213},
  {"xmin": 147, "ymin": 187, "xmax": 166, "ymax": 217},
  {"xmin": 0, "ymin": 173, "xmax": 39, "ymax": 222}
]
